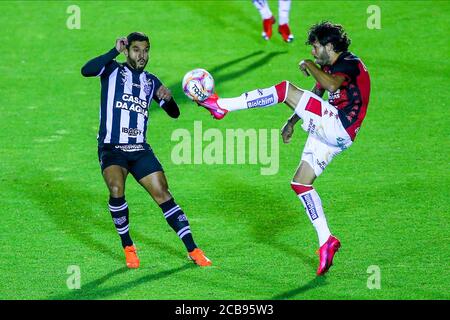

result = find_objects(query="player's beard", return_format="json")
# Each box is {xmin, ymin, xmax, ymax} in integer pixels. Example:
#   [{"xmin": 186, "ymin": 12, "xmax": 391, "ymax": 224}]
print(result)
[
  {"xmin": 315, "ymin": 50, "xmax": 330, "ymax": 66},
  {"xmin": 128, "ymin": 57, "xmax": 148, "ymax": 71}
]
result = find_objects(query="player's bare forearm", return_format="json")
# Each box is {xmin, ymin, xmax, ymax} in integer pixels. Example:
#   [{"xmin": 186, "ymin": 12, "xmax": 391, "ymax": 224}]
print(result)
[
  {"xmin": 281, "ymin": 113, "xmax": 300, "ymax": 144},
  {"xmin": 311, "ymin": 85, "xmax": 325, "ymax": 98},
  {"xmin": 287, "ymin": 113, "xmax": 300, "ymax": 125},
  {"xmin": 300, "ymin": 60, "xmax": 345, "ymax": 93}
]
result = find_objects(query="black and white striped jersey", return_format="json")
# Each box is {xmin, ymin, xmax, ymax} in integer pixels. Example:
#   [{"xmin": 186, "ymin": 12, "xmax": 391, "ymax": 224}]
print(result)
[{"xmin": 82, "ymin": 48, "xmax": 176, "ymax": 147}]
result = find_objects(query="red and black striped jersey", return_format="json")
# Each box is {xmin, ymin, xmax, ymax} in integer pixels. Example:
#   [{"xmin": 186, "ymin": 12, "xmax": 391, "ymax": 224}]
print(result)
[{"xmin": 316, "ymin": 52, "xmax": 371, "ymax": 140}]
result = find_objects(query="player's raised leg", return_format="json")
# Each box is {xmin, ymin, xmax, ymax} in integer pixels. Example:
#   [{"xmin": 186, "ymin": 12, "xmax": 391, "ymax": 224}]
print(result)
[
  {"xmin": 138, "ymin": 171, "xmax": 212, "ymax": 267},
  {"xmin": 278, "ymin": 0, "xmax": 294, "ymax": 42},
  {"xmin": 103, "ymin": 165, "xmax": 140, "ymax": 269},
  {"xmin": 199, "ymin": 81, "xmax": 304, "ymax": 119},
  {"xmin": 252, "ymin": 0, "xmax": 276, "ymax": 40}
]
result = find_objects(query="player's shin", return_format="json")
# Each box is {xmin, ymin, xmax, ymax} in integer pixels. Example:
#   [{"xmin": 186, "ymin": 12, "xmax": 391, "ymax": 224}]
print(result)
[
  {"xmin": 291, "ymin": 182, "xmax": 331, "ymax": 246},
  {"xmin": 159, "ymin": 198, "xmax": 197, "ymax": 252},
  {"xmin": 218, "ymin": 81, "xmax": 288, "ymax": 111},
  {"xmin": 109, "ymin": 196, "xmax": 133, "ymax": 247},
  {"xmin": 253, "ymin": 0, "xmax": 273, "ymax": 20},
  {"xmin": 278, "ymin": 0, "xmax": 291, "ymax": 25}
]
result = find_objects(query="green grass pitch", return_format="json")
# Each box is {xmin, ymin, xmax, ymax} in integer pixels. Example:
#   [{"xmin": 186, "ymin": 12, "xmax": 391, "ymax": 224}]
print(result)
[{"xmin": 0, "ymin": 0, "xmax": 449, "ymax": 300}]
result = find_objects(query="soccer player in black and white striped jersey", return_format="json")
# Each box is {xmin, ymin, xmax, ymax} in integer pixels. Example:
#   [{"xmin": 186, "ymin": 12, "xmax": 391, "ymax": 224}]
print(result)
[{"xmin": 82, "ymin": 32, "xmax": 211, "ymax": 268}]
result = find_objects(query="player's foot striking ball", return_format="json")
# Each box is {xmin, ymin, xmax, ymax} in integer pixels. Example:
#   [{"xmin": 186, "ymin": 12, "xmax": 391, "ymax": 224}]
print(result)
[
  {"xmin": 182, "ymin": 70, "xmax": 228, "ymax": 120},
  {"xmin": 194, "ymin": 22, "xmax": 370, "ymax": 275},
  {"xmin": 82, "ymin": 32, "xmax": 212, "ymax": 269},
  {"xmin": 197, "ymin": 94, "xmax": 228, "ymax": 120}
]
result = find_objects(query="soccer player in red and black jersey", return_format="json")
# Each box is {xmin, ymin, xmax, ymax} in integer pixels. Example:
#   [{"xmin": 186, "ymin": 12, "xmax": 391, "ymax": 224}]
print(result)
[{"xmin": 198, "ymin": 21, "xmax": 370, "ymax": 275}]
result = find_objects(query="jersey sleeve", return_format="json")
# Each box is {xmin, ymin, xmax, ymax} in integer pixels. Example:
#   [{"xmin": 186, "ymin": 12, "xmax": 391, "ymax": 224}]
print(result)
[
  {"xmin": 148, "ymin": 74, "xmax": 179, "ymax": 117},
  {"xmin": 331, "ymin": 59, "xmax": 359, "ymax": 82},
  {"xmin": 81, "ymin": 47, "xmax": 120, "ymax": 78},
  {"xmin": 100, "ymin": 59, "xmax": 120, "ymax": 78},
  {"xmin": 151, "ymin": 75, "xmax": 164, "ymax": 105}
]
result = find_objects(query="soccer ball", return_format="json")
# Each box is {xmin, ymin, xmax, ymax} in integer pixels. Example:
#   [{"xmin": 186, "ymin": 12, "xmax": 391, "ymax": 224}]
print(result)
[{"xmin": 182, "ymin": 68, "xmax": 214, "ymax": 102}]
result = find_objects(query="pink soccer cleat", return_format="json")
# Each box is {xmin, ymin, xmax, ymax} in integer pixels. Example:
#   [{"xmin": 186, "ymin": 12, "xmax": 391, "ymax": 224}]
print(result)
[
  {"xmin": 197, "ymin": 93, "xmax": 228, "ymax": 120},
  {"xmin": 262, "ymin": 16, "xmax": 276, "ymax": 40},
  {"xmin": 316, "ymin": 235, "xmax": 341, "ymax": 276},
  {"xmin": 278, "ymin": 24, "xmax": 294, "ymax": 43}
]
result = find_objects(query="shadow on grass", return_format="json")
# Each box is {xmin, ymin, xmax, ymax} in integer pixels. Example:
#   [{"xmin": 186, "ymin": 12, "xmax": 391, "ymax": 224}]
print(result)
[
  {"xmin": 212, "ymin": 50, "xmax": 288, "ymax": 85},
  {"xmin": 271, "ymin": 240, "xmax": 317, "ymax": 268},
  {"xmin": 19, "ymin": 172, "xmax": 190, "ymax": 263},
  {"xmin": 215, "ymin": 175, "xmax": 317, "ymax": 270},
  {"xmin": 271, "ymin": 276, "xmax": 328, "ymax": 299},
  {"xmin": 20, "ymin": 173, "xmax": 122, "ymax": 262},
  {"xmin": 49, "ymin": 264, "xmax": 194, "ymax": 300}
]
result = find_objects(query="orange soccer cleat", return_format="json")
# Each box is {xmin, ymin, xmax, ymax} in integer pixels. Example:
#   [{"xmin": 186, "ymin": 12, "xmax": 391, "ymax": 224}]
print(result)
[
  {"xmin": 124, "ymin": 245, "xmax": 140, "ymax": 269},
  {"xmin": 188, "ymin": 248, "xmax": 212, "ymax": 267}
]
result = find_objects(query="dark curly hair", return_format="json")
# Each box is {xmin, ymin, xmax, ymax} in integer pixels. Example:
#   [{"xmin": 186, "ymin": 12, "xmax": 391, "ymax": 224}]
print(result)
[
  {"xmin": 306, "ymin": 21, "xmax": 351, "ymax": 52},
  {"xmin": 126, "ymin": 32, "xmax": 150, "ymax": 49}
]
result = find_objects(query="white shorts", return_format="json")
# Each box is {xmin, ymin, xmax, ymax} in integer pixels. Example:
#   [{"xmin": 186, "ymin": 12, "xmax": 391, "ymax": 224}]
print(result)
[{"xmin": 294, "ymin": 90, "xmax": 353, "ymax": 177}]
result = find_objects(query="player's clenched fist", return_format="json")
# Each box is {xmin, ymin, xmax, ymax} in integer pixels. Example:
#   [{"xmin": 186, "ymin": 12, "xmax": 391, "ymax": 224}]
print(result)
[
  {"xmin": 156, "ymin": 86, "xmax": 172, "ymax": 102},
  {"xmin": 299, "ymin": 60, "xmax": 310, "ymax": 77},
  {"xmin": 115, "ymin": 37, "xmax": 128, "ymax": 53},
  {"xmin": 281, "ymin": 121, "xmax": 294, "ymax": 144}
]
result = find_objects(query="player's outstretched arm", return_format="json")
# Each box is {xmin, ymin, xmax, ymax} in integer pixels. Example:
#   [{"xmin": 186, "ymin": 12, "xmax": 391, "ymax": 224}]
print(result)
[
  {"xmin": 81, "ymin": 37, "xmax": 127, "ymax": 77},
  {"xmin": 299, "ymin": 60, "xmax": 345, "ymax": 93}
]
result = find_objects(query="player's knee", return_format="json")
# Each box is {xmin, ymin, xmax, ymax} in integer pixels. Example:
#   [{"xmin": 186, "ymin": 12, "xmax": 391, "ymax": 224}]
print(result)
[
  {"xmin": 109, "ymin": 184, "xmax": 124, "ymax": 197},
  {"xmin": 284, "ymin": 83, "xmax": 304, "ymax": 109},
  {"xmin": 290, "ymin": 181, "xmax": 313, "ymax": 195},
  {"xmin": 152, "ymin": 186, "xmax": 171, "ymax": 204}
]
